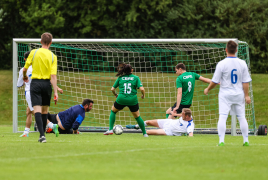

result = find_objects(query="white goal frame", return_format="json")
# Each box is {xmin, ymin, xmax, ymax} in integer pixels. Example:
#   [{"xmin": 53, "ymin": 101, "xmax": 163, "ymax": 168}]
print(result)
[{"xmin": 12, "ymin": 38, "xmax": 254, "ymax": 135}]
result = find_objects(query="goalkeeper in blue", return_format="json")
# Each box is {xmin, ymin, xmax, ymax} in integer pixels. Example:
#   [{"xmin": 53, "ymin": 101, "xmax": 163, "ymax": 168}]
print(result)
[
  {"xmin": 46, "ymin": 99, "xmax": 94, "ymax": 135},
  {"xmin": 103, "ymin": 63, "xmax": 148, "ymax": 137},
  {"xmin": 127, "ymin": 108, "xmax": 194, "ymax": 136}
]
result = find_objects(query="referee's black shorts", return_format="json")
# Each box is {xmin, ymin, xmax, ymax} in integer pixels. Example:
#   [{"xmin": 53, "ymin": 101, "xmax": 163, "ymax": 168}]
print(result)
[
  {"xmin": 114, "ymin": 101, "xmax": 139, "ymax": 112},
  {"xmin": 30, "ymin": 79, "xmax": 52, "ymax": 107},
  {"xmin": 171, "ymin": 103, "xmax": 191, "ymax": 117}
]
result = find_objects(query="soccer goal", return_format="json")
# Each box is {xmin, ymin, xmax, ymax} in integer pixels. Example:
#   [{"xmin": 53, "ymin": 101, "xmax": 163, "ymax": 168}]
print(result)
[{"xmin": 13, "ymin": 39, "xmax": 256, "ymax": 135}]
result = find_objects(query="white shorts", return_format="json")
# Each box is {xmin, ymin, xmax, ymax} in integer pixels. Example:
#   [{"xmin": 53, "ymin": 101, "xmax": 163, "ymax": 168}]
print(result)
[
  {"xmin": 219, "ymin": 93, "xmax": 245, "ymax": 116},
  {"xmin": 25, "ymin": 91, "xmax": 34, "ymax": 111},
  {"xmin": 157, "ymin": 119, "xmax": 182, "ymax": 136}
]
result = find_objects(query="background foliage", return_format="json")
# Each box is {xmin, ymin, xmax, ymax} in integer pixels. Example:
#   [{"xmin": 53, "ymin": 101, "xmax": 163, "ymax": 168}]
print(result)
[{"xmin": 1, "ymin": 0, "xmax": 268, "ymax": 72}]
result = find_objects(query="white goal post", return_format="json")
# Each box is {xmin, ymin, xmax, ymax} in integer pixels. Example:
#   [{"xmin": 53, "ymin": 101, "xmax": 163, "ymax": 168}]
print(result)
[{"xmin": 12, "ymin": 38, "xmax": 256, "ymax": 135}]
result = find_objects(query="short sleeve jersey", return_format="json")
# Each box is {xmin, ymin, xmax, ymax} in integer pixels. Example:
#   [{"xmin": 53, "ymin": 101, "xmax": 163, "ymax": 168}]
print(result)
[
  {"xmin": 113, "ymin": 74, "xmax": 143, "ymax": 106},
  {"xmin": 17, "ymin": 66, "xmax": 32, "ymax": 92},
  {"xmin": 176, "ymin": 72, "xmax": 200, "ymax": 105},
  {"xmin": 212, "ymin": 57, "xmax": 252, "ymax": 95},
  {"xmin": 169, "ymin": 116, "xmax": 195, "ymax": 134},
  {"xmin": 24, "ymin": 48, "xmax": 57, "ymax": 79}
]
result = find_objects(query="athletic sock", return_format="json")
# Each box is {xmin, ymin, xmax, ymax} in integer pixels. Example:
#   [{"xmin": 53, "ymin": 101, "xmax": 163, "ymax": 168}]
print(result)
[
  {"xmin": 42, "ymin": 114, "xmax": 48, "ymax": 132},
  {"xmin": 24, "ymin": 128, "xmax": 30, "ymax": 134},
  {"xmin": 35, "ymin": 113, "xmax": 44, "ymax": 137},
  {"xmin": 144, "ymin": 121, "xmax": 148, "ymax": 126},
  {"xmin": 218, "ymin": 114, "xmax": 228, "ymax": 143},
  {"xmin": 135, "ymin": 116, "xmax": 147, "ymax": 135},
  {"xmin": 109, "ymin": 110, "xmax": 116, "ymax": 130},
  {"xmin": 237, "ymin": 116, "xmax": 249, "ymax": 143},
  {"xmin": 47, "ymin": 122, "xmax": 53, "ymax": 129},
  {"xmin": 166, "ymin": 114, "xmax": 169, "ymax": 118}
]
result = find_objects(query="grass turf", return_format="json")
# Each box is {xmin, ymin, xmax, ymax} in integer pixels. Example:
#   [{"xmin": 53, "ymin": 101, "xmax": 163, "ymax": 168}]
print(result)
[{"xmin": 0, "ymin": 126, "xmax": 267, "ymax": 180}]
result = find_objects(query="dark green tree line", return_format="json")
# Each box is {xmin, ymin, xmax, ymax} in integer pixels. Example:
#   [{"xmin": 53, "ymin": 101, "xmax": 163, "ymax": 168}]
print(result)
[{"xmin": 1, "ymin": 0, "xmax": 268, "ymax": 72}]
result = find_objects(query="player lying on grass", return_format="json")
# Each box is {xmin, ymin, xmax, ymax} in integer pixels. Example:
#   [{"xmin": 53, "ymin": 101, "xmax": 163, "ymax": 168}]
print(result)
[
  {"xmin": 166, "ymin": 63, "xmax": 211, "ymax": 119},
  {"xmin": 103, "ymin": 63, "xmax": 148, "ymax": 137},
  {"xmin": 17, "ymin": 51, "xmax": 63, "ymax": 137},
  {"xmin": 127, "ymin": 108, "xmax": 194, "ymax": 136},
  {"xmin": 45, "ymin": 99, "xmax": 94, "ymax": 135}
]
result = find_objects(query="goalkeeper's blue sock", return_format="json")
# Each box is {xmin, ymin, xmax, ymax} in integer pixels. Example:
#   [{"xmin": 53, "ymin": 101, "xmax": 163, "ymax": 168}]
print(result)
[
  {"xmin": 109, "ymin": 110, "xmax": 116, "ymax": 130},
  {"xmin": 135, "ymin": 116, "xmax": 147, "ymax": 135}
]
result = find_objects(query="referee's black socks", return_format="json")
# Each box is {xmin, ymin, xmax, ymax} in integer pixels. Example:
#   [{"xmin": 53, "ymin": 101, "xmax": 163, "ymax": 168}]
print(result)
[
  {"xmin": 35, "ymin": 113, "xmax": 45, "ymax": 137},
  {"xmin": 42, "ymin": 114, "xmax": 48, "ymax": 132}
]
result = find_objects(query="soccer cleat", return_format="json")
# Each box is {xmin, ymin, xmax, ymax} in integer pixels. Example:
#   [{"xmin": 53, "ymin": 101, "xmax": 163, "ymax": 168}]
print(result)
[
  {"xmin": 103, "ymin": 130, "xmax": 113, "ymax": 135},
  {"xmin": 53, "ymin": 124, "xmax": 59, "ymax": 137},
  {"xmin": 19, "ymin": 132, "xmax": 29, "ymax": 137},
  {"xmin": 46, "ymin": 127, "xmax": 53, "ymax": 133},
  {"xmin": 38, "ymin": 136, "xmax": 46, "ymax": 143},
  {"xmin": 218, "ymin": 142, "xmax": 224, "ymax": 146},
  {"xmin": 243, "ymin": 142, "xmax": 249, "ymax": 146},
  {"xmin": 143, "ymin": 134, "xmax": 149, "ymax": 137},
  {"xmin": 126, "ymin": 124, "xmax": 139, "ymax": 129}
]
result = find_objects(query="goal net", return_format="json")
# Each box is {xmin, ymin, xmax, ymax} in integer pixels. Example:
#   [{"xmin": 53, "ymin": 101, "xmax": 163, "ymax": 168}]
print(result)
[{"xmin": 13, "ymin": 39, "xmax": 256, "ymax": 135}]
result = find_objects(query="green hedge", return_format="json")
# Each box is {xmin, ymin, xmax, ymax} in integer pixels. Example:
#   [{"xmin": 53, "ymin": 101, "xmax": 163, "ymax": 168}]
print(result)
[{"xmin": 1, "ymin": 0, "xmax": 268, "ymax": 73}]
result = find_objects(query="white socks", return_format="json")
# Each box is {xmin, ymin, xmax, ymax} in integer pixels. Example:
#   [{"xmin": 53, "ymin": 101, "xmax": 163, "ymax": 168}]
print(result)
[
  {"xmin": 218, "ymin": 114, "xmax": 228, "ymax": 143},
  {"xmin": 47, "ymin": 122, "xmax": 54, "ymax": 129},
  {"xmin": 24, "ymin": 128, "xmax": 30, "ymax": 134},
  {"xmin": 144, "ymin": 121, "xmax": 148, "ymax": 127},
  {"xmin": 237, "ymin": 116, "xmax": 249, "ymax": 143},
  {"xmin": 218, "ymin": 114, "xmax": 249, "ymax": 144}
]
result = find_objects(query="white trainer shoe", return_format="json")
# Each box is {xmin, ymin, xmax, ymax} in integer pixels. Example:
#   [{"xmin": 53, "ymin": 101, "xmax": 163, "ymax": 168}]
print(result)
[{"xmin": 103, "ymin": 130, "xmax": 113, "ymax": 135}]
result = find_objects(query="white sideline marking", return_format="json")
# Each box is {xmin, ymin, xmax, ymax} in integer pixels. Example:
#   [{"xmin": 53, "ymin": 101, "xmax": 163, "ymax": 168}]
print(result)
[{"xmin": 0, "ymin": 146, "xmax": 209, "ymax": 163}]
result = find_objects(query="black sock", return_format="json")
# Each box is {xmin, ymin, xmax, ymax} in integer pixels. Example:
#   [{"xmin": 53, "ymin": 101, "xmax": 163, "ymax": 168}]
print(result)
[
  {"xmin": 42, "ymin": 114, "xmax": 48, "ymax": 132},
  {"xmin": 35, "ymin": 113, "xmax": 44, "ymax": 137}
]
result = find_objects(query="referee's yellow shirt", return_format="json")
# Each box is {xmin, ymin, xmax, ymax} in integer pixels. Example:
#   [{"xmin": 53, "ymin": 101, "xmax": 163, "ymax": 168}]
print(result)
[{"xmin": 24, "ymin": 48, "xmax": 57, "ymax": 79}]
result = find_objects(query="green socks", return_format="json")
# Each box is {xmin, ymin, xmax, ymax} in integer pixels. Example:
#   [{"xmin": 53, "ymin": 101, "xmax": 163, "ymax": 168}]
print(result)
[
  {"xmin": 109, "ymin": 110, "xmax": 116, "ymax": 130},
  {"xmin": 135, "ymin": 116, "xmax": 147, "ymax": 135},
  {"xmin": 166, "ymin": 114, "xmax": 169, "ymax": 118}
]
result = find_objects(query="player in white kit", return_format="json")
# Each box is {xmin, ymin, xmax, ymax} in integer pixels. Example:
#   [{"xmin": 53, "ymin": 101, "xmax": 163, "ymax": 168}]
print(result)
[
  {"xmin": 17, "ymin": 51, "xmax": 63, "ymax": 137},
  {"xmin": 17, "ymin": 52, "xmax": 34, "ymax": 137},
  {"xmin": 127, "ymin": 108, "xmax": 194, "ymax": 136},
  {"xmin": 204, "ymin": 40, "xmax": 252, "ymax": 146}
]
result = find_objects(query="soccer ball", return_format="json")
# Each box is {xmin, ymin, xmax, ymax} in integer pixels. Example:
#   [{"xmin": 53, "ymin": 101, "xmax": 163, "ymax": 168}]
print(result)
[{"xmin": 113, "ymin": 125, "xmax": 124, "ymax": 135}]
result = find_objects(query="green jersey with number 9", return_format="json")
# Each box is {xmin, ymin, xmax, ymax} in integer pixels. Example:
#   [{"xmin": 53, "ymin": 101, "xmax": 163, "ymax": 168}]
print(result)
[
  {"xmin": 113, "ymin": 74, "xmax": 143, "ymax": 106},
  {"xmin": 176, "ymin": 72, "xmax": 200, "ymax": 105}
]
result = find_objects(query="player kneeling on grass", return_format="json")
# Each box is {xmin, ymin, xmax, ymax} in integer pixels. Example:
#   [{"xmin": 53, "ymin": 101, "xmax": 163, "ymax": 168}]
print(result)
[
  {"xmin": 103, "ymin": 63, "xmax": 148, "ymax": 137},
  {"xmin": 127, "ymin": 108, "xmax": 194, "ymax": 136},
  {"xmin": 46, "ymin": 99, "xmax": 93, "ymax": 135}
]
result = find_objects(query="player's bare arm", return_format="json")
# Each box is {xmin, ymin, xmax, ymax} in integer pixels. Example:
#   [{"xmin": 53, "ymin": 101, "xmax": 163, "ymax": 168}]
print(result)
[
  {"xmin": 51, "ymin": 74, "xmax": 58, "ymax": 102},
  {"xmin": 111, "ymin": 87, "xmax": 118, "ymax": 98},
  {"xmin": 243, "ymin": 82, "xmax": 251, "ymax": 104},
  {"xmin": 173, "ymin": 88, "xmax": 182, "ymax": 112},
  {"xmin": 204, "ymin": 82, "xmax": 218, "ymax": 95},
  {"xmin": 22, "ymin": 67, "xmax": 28, "ymax": 82},
  {"xmin": 139, "ymin": 86, "xmax": 145, "ymax": 99},
  {"xmin": 199, "ymin": 76, "xmax": 211, "ymax": 84}
]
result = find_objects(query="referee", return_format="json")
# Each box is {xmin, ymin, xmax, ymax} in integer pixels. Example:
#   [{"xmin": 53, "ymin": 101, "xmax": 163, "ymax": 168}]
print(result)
[{"xmin": 23, "ymin": 32, "xmax": 58, "ymax": 143}]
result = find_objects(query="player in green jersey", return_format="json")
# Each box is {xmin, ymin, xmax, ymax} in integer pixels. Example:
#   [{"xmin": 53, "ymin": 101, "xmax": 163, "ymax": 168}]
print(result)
[
  {"xmin": 166, "ymin": 63, "xmax": 212, "ymax": 119},
  {"xmin": 104, "ymin": 64, "xmax": 148, "ymax": 137}
]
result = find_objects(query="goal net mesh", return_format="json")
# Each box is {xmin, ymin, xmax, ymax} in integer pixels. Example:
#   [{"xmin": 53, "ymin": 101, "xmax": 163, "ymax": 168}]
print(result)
[{"xmin": 16, "ymin": 41, "xmax": 255, "ymax": 134}]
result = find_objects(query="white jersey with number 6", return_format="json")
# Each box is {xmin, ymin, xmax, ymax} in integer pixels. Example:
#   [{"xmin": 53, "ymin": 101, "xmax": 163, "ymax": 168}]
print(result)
[
  {"xmin": 212, "ymin": 57, "xmax": 251, "ymax": 95},
  {"xmin": 212, "ymin": 57, "xmax": 251, "ymax": 115}
]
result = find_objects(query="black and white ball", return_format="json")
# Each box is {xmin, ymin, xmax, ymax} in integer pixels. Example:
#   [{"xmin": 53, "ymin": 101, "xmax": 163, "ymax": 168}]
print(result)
[{"xmin": 113, "ymin": 125, "xmax": 124, "ymax": 135}]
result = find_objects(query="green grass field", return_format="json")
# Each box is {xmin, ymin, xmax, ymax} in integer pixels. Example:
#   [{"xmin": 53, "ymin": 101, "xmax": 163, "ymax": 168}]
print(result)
[
  {"xmin": 0, "ymin": 126, "xmax": 268, "ymax": 180},
  {"xmin": 0, "ymin": 70, "xmax": 268, "ymax": 180}
]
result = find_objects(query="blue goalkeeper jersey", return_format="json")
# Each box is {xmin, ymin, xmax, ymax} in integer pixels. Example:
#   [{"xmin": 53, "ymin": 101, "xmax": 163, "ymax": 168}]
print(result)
[{"xmin": 58, "ymin": 104, "xmax": 85, "ymax": 130}]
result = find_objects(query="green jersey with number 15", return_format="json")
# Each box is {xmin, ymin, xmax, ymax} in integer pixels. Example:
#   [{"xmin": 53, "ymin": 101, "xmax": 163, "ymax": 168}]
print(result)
[
  {"xmin": 176, "ymin": 72, "xmax": 200, "ymax": 105},
  {"xmin": 113, "ymin": 74, "xmax": 143, "ymax": 106}
]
